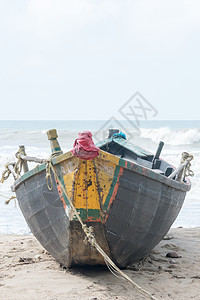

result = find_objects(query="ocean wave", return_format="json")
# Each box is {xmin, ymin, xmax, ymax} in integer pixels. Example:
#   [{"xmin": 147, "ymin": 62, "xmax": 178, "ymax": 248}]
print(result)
[{"xmin": 140, "ymin": 127, "xmax": 200, "ymax": 146}]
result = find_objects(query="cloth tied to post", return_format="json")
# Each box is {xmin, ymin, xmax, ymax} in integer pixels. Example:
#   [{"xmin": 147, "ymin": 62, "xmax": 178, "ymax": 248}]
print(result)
[{"xmin": 71, "ymin": 131, "xmax": 100, "ymax": 160}]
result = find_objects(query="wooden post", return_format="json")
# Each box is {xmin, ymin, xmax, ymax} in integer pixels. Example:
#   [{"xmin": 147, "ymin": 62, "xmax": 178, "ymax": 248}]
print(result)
[
  {"xmin": 108, "ymin": 129, "xmax": 119, "ymax": 138},
  {"xmin": 46, "ymin": 129, "xmax": 63, "ymax": 156},
  {"xmin": 153, "ymin": 141, "xmax": 164, "ymax": 164}
]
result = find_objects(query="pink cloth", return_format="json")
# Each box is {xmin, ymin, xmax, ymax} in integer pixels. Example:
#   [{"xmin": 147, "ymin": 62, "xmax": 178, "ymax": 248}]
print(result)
[{"xmin": 71, "ymin": 131, "xmax": 100, "ymax": 160}]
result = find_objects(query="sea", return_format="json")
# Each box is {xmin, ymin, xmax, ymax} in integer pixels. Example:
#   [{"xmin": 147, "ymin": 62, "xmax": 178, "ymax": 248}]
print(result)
[{"xmin": 0, "ymin": 120, "xmax": 199, "ymax": 234}]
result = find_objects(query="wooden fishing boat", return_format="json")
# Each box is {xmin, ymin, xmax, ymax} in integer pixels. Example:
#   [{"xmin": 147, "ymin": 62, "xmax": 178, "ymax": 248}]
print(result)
[{"xmin": 11, "ymin": 129, "xmax": 191, "ymax": 268}]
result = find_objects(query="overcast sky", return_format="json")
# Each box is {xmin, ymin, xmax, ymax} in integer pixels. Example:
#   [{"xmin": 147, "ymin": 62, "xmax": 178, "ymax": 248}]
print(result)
[{"xmin": 0, "ymin": 0, "xmax": 200, "ymax": 120}]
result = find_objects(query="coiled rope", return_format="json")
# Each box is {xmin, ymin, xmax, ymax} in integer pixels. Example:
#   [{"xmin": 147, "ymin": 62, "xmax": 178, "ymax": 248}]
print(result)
[{"xmin": 46, "ymin": 159, "xmax": 158, "ymax": 300}]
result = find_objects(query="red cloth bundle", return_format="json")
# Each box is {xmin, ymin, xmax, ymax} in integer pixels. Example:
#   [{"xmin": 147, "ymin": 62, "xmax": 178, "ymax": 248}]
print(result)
[{"xmin": 71, "ymin": 131, "xmax": 100, "ymax": 160}]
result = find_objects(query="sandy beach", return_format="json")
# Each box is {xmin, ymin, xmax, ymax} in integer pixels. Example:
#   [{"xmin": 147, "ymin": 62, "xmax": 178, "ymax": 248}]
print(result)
[{"xmin": 0, "ymin": 228, "xmax": 199, "ymax": 300}]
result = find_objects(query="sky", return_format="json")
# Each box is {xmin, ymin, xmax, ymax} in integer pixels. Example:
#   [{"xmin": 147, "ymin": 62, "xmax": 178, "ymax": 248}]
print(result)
[{"xmin": 0, "ymin": 0, "xmax": 200, "ymax": 120}]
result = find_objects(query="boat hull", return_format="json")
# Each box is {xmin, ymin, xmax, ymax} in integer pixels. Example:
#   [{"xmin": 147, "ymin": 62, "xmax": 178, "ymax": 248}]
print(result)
[{"xmin": 14, "ymin": 150, "xmax": 190, "ymax": 268}]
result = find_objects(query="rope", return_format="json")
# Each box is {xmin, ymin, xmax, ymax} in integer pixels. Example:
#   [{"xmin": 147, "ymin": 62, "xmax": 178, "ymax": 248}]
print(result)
[
  {"xmin": 0, "ymin": 147, "xmax": 26, "ymax": 184},
  {"xmin": 181, "ymin": 152, "xmax": 194, "ymax": 179},
  {"xmin": 46, "ymin": 159, "xmax": 158, "ymax": 300},
  {"xmin": 15, "ymin": 148, "xmax": 25, "ymax": 178},
  {"xmin": 45, "ymin": 159, "xmax": 53, "ymax": 190},
  {"xmin": 0, "ymin": 163, "xmax": 17, "ymax": 204},
  {"xmin": 5, "ymin": 195, "xmax": 16, "ymax": 205},
  {"xmin": 0, "ymin": 193, "xmax": 16, "ymax": 204},
  {"xmin": 0, "ymin": 148, "xmax": 26, "ymax": 184},
  {"xmin": 0, "ymin": 163, "xmax": 12, "ymax": 183}
]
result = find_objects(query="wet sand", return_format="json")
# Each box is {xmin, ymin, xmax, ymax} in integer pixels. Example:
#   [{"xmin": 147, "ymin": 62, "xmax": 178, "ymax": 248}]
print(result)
[{"xmin": 0, "ymin": 227, "xmax": 200, "ymax": 300}]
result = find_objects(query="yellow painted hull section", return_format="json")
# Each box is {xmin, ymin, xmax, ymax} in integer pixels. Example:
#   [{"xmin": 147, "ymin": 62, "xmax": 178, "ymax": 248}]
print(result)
[{"xmin": 58, "ymin": 151, "xmax": 121, "ymax": 221}]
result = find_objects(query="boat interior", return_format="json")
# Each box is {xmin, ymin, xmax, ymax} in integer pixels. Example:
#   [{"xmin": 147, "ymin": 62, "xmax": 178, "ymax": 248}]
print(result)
[{"xmin": 98, "ymin": 135, "xmax": 175, "ymax": 178}]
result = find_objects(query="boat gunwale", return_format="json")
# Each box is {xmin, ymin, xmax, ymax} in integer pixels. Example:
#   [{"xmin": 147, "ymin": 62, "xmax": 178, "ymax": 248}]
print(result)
[{"xmin": 12, "ymin": 148, "xmax": 191, "ymax": 193}]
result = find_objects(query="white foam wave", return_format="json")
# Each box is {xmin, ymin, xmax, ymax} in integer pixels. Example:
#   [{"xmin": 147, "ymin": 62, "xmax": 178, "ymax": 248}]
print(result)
[{"xmin": 140, "ymin": 127, "xmax": 200, "ymax": 146}]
